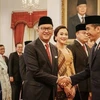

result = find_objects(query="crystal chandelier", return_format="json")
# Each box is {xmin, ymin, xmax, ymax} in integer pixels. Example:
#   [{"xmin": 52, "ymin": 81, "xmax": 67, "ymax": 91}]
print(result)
[{"xmin": 22, "ymin": 0, "xmax": 39, "ymax": 14}]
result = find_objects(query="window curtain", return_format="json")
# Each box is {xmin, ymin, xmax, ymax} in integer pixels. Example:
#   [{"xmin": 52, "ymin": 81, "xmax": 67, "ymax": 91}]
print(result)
[{"xmin": 11, "ymin": 11, "xmax": 47, "ymax": 46}]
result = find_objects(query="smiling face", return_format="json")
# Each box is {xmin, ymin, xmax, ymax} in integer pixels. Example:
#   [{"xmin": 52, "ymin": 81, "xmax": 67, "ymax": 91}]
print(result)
[
  {"xmin": 37, "ymin": 24, "xmax": 53, "ymax": 43},
  {"xmin": 16, "ymin": 43, "xmax": 23, "ymax": 53},
  {"xmin": 86, "ymin": 24, "xmax": 100, "ymax": 42},
  {"xmin": 55, "ymin": 28, "xmax": 68, "ymax": 45}
]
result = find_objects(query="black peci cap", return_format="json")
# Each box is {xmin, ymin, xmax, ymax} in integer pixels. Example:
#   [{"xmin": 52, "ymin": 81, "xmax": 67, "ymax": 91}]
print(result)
[
  {"xmin": 85, "ymin": 15, "xmax": 100, "ymax": 25},
  {"xmin": 76, "ymin": 24, "xmax": 86, "ymax": 32},
  {"xmin": 77, "ymin": 0, "xmax": 87, "ymax": 6},
  {"xmin": 38, "ymin": 16, "xmax": 53, "ymax": 26},
  {"xmin": 24, "ymin": 41, "xmax": 32, "ymax": 45}
]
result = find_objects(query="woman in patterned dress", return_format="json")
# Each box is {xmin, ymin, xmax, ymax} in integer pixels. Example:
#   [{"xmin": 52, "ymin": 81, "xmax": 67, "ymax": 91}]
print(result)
[{"xmin": 54, "ymin": 25, "xmax": 76, "ymax": 100}]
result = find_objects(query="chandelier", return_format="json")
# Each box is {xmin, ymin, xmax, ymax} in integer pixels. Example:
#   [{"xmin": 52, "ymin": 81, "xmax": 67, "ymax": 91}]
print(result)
[{"xmin": 22, "ymin": 0, "xmax": 39, "ymax": 14}]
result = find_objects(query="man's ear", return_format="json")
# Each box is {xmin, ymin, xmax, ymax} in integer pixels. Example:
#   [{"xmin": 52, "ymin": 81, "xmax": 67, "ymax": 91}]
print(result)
[
  {"xmin": 76, "ymin": 32, "xmax": 79, "ymax": 36},
  {"xmin": 96, "ymin": 26, "xmax": 100, "ymax": 33},
  {"xmin": 76, "ymin": 6, "xmax": 79, "ymax": 12}
]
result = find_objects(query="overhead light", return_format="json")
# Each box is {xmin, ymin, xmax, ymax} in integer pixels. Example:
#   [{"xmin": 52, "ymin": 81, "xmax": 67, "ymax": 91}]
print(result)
[{"xmin": 22, "ymin": 0, "xmax": 39, "ymax": 14}]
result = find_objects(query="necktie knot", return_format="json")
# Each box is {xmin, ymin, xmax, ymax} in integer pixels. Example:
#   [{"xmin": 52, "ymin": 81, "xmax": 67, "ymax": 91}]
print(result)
[
  {"xmin": 81, "ymin": 17, "xmax": 85, "ymax": 23},
  {"xmin": 45, "ymin": 43, "xmax": 49, "ymax": 48}
]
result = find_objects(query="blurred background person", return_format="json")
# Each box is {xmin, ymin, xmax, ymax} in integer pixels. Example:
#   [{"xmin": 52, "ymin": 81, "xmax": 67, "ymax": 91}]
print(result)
[
  {"xmin": 8, "ymin": 43, "xmax": 23, "ymax": 100},
  {"xmin": 0, "ymin": 44, "xmax": 9, "ymax": 100},
  {"xmin": 68, "ymin": 0, "xmax": 87, "ymax": 39},
  {"xmin": 0, "ymin": 50, "xmax": 12, "ymax": 100},
  {"xmin": 54, "ymin": 25, "xmax": 76, "ymax": 100},
  {"xmin": 67, "ymin": 24, "xmax": 91, "ymax": 100},
  {"xmin": 19, "ymin": 41, "xmax": 32, "ymax": 82},
  {"xmin": 0, "ymin": 44, "xmax": 8, "ymax": 66},
  {"xmin": 19, "ymin": 40, "xmax": 32, "ymax": 99}
]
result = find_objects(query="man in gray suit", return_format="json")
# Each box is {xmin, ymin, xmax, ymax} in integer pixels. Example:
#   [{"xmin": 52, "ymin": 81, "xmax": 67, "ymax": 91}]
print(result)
[
  {"xmin": 68, "ymin": 0, "xmax": 87, "ymax": 39},
  {"xmin": 68, "ymin": 24, "xmax": 91, "ymax": 100},
  {"xmin": 59, "ymin": 16, "xmax": 100, "ymax": 100},
  {"xmin": 23, "ymin": 16, "xmax": 58, "ymax": 100}
]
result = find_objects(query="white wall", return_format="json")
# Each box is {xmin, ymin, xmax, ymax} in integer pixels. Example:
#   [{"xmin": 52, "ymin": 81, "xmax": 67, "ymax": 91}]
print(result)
[
  {"xmin": 47, "ymin": 0, "xmax": 61, "ymax": 44},
  {"xmin": 47, "ymin": 0, "xmax": 61, "ymax": 28},
  {"xmin": 0, "ymin": 0, "xmax": 1, "ymax": 41},
  {"xmin": 0, "ymin": 0, "xmax": 61, "ymax": 56}
]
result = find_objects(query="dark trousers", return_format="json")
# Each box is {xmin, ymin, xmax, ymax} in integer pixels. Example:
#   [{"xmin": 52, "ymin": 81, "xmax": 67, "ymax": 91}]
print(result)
[
  {"xmin": 11, "ymin": 82, "xmax": 22, "ymax": 100},
  {"xmin": 74, "ymin": 90, "xmax": 82, "ymax": 100},
  {"xmin": 80, "ymin": 92, "xmax": 89, "ymax": 100},
  {"xmin": 74, "ymin": 90, "xmax": 89, "ymax": 100}
]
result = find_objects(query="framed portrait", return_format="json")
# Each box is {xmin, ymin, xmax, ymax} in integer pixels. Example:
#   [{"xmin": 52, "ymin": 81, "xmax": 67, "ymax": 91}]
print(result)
[
  {"xmin": 61, "ymin": 0, "xmax": 100, "ymax": 43},
  {"xmin": 61, "ymin": 0, "xmax": 100, "ymax": 26}
]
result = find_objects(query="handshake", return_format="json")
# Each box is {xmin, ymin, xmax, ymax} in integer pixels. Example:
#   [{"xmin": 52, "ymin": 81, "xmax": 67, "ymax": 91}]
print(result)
[
  {"xmin": 57, "ymin": 76, "xmax": 72, "ymax": 88},
  {"xmin": 57, "ymin": 76, "xmax": 76, "ymax": 99}
]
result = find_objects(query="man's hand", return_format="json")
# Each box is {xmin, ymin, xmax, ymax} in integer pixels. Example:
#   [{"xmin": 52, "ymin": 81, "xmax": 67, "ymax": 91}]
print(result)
[
  {"xmin": 10, "ymin": 77, "xmax": 14, "ymax": 82},
  {"xmin": 57, "ymin": 76, "xmax": 72, "ymax": 88}
]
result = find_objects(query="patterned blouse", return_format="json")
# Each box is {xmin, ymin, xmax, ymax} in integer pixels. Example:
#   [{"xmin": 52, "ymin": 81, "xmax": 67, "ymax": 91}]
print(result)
[{"xmin": 0, "ymin": 55, "xmax": 12, "ymax": 100}]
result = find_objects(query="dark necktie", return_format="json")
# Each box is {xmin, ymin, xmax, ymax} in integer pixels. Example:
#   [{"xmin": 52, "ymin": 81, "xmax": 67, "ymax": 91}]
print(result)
[
  {"xmin": 92, "ymin": 43, "xmax": 97, "ymax": 57},
  {"xmin": 81, "ymin": 17, "xmax": 85, "ymax": 23},
  {"xmin": 45, "ymin": 44, "xmax": 52, "ymax": 64}
]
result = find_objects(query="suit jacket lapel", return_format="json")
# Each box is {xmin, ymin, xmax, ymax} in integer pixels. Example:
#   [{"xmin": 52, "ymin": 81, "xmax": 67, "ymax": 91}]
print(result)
[
  {"xmin": 86, "ymin": 45, "xmax": 90, "ymax": 56},
  {"xmin": 76, "ymin": 14, "xmax": 81, "ymax": 23},
  {"xmin": 75, "ymin": 40, "xmax": 87, "ymax": 57},
  {"xmin": 90, "ymin": 44, "xmax": 99, "ymax": 67},
  {"xmin": 50, "ymin": 44, "xmax": 55, "ymax": 71},
  {"xmin": 91, "ymin": 49, "xmax": 99, "ymax": 63}
]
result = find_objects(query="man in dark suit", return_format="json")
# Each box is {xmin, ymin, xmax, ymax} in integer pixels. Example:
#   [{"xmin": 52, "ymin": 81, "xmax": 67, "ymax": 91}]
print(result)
[
  {"xmin": 23, "ymin": 16, "xmax": 58, "ymax": 100},
  {"xmin": 68, "ymin": 24, "xmax": 91, "ymax": 100},
  {"xmin": 8, "ymin": 43, "xmax": 23, "ymax": 100},
  {"xmin": 68, "ymin": 0, "xmax": 87, "ymax": 39},
  {"xmin": 19, "ymin": 41, "xmax": 32, "ymax": 99},
  {"xmin": 59, "ymin": 16, "xmax": 100, "ymax": 100}
]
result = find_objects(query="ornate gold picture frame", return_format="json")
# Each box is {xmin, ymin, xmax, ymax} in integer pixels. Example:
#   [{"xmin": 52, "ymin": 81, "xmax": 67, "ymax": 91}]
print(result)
[
  {"xmin": 61, "ymin": 0, "xmax": 100, "ymax": 44},
  {"xmin": 61, "ymin": 0, "xmax": 100, "ymax": 26}
]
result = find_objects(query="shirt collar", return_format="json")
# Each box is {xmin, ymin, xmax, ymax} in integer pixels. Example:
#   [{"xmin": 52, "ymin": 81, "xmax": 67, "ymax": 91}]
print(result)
[
  {"xmin": 78, "ymin": 13, "xmax": 86, "ymax": 22},
  {"xmin": 95, "ymin": 38, "xmax": 100, "ymax": 45},
  {"xmin": 39, "ymin": 38, "xmax": 50, "ymax": 47},
  {"xmin": 76, "ymin": 39, "xmax": 84, "ymax": 46}
]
